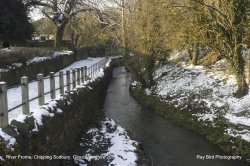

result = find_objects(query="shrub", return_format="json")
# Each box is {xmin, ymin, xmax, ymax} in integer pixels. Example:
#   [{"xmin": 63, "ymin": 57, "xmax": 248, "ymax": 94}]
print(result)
[{"xmin": 0, "ymin": 47, "xmax": 58, "ymax": 67}]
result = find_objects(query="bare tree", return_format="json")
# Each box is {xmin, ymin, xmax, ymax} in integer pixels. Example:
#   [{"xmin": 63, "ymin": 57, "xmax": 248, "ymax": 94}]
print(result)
[{"xmin": 25, "ymin": 0, "xmax": 106, "ymax": 47}]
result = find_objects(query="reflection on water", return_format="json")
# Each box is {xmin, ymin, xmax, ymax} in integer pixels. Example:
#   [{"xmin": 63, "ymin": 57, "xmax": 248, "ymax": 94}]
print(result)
[{"xmin": 103, "ymin": 66, "xmax": 247, "ymax": 166}]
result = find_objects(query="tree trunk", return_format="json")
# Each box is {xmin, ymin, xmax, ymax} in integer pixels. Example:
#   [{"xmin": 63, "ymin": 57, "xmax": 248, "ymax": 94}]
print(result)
[
  {"xmin": 192, "ymin": 43, "xmax": 199, "ymax": 65},
  {"xmin": 70, "ymin": 33, "xmax": 79, "ymax": 49},
  {"xmin": 186, "ymin": 46, "xmax": 192, "ymax": 61},
  {"xmin": 234, "ymin": 71, "xmax": 248, "ymax": 97},
  {"xmin": 121, "ymin": 0, "xmax": 128, "ymax": 57},
  {"xmin": 144, "ymin": 55, "xmax": 155, "ymax": 87},
  {"xmin": 231, "ymin": 49, "xmax": 249, "ymax": 97},
  {"xmin": 54, "ymin": 24, "xmax": 66, "ymax": 48}
]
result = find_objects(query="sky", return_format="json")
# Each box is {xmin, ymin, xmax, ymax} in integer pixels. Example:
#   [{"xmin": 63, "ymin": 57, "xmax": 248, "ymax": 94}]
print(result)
[
  {"xmin": 29, "ymin": 8, "xmax": 44, "ymax": 21},
  {"xmin": 28, "ymin": 0, "xmax": 120, "ymax": 21}
]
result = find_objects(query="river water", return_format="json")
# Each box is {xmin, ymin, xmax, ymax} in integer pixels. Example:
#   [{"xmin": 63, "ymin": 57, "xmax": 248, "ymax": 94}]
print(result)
[{"xmin": 103, "ymin": 66, "xmax": 247, "ymax": 166}]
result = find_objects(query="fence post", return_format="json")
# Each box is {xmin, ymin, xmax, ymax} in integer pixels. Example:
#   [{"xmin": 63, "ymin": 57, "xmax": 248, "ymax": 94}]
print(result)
[
  {"xmin": 91, "ymin": 65, "xmax": 93, "ymax": 78},
  {"xmin": 81, "ymin": 67, "xmax": 84, "ymax": 83},
  {"xmin": 59, "ymin": 70, "xmax": 64, "ymax": 95},
  {"xmin": 84, "ymin": 66, "xmax": 88, "ymax": 81},
  {"xmin": 50, "ymin": 72, "xmax": 55, "ymax": 99},
  {"xmin": 89, "ymin": 66, "xmax": 91, "ymax": 78},
  {"xmin": 37, "ymin": 74, "xmax": 44, "ymax": 106},
  {"xmin": 72, "ymin": 69, "xmax": 76, "ymax": 89},
  {"xmin": 97, "ymin": 62, "xmax": 100, "ymax": 71},
  {"xmin": 21, "ymin": 76, "xmax": 30, "ymax": 115},
  {"xmin": 66, "ymin": 70, "xmax": 71, "ymax": 92},
  {"xmin": 95, "ymin": 63, "xmax": 97, "ymax": 73},
  {"xmin": 93, "ymin": 64, "xmax": 96, "ymax": 75},
  {"xmin": 0, "ymin": 82, "xmax": 8, "ymax": 127},
  {"xmin": 77, "ymin": 68, "xmax": 80, "ymax": 85}
]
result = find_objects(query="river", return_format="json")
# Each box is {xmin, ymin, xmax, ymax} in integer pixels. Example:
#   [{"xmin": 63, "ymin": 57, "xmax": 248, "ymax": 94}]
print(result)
[{"xmin": 103, "ymin": 66, "xmax": 247, "ymax": 166}]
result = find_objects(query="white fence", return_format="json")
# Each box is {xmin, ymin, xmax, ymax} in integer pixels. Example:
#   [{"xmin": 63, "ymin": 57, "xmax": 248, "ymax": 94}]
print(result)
[{"xmin": 0, "ymin": 58, "xmax": 108, "ymax": 128}]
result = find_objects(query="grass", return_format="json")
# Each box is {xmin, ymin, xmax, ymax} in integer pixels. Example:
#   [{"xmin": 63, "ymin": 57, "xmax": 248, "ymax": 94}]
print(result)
[{"xmin": 199, "ymin": 51, "xmax": 220, "ymax": 66}]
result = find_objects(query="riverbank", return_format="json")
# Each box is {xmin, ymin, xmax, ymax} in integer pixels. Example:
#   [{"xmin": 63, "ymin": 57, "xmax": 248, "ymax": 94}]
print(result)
[
  {"xmin": 74, "ymin": 117, "xmax": 148, "ymax": 166},
  {"xmin": 128, "ymin": 59, "xmax": 250, "ymax": 163},
  {"xmin": 0, "ymin": 57, "xmax": 147, "ymax": 166}
]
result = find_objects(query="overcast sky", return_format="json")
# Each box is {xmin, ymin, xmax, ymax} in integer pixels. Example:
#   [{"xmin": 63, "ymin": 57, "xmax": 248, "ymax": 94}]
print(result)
[{"xmin": 29, "ymin": 8, "xmax": 44, "ymax": 21}]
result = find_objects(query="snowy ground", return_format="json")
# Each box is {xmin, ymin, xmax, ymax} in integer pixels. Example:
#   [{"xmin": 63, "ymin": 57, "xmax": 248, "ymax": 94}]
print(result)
[
  {"xmin": 0, "ymin": 57, "xmax": 107, "ymax": 152},
  {"xmin": 8, "ymin": 57, "xmax": 106, "ymax": 123},
  {"xmin": 145, "ymin": 59, "xmax": 250, "ymax": 142},
  {"xmin": 74, "ymin": 118, "xmax": 138, "ymax": 166}
]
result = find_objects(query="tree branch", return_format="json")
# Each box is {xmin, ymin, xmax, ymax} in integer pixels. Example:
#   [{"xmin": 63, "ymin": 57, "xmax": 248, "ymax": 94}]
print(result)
[{"xmin": 25, "ymin": 0, "xmax": 54, "ymax": 8}]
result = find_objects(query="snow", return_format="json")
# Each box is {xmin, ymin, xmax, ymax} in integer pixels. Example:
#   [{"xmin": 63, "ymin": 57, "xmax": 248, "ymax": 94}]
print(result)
[
  {"xmin": 74, "ymin": 118, "xmax": 138, "ymax": 166},
  {"xmin": 53, "ymin": 50, "xmax": 73, "ymax": 58},
  {"xmin": 27, "ymin": 51, "xmax": 73, "ymax": 64},
  {"xmin": 148, "ymin": 58, "xmax": 250, "ymax": 142},
  {"xmin": 225, "ymin": 114, "xmax": 250, "ymax": 127},
  {"xmin": 27, "ymin": 56, "xmax": 50, "ymax": 64},
  {"xmin": 131, "ymin": 81, "xmax": 138, "ymax": 87},
  {"xmin": 0, "ymin": 128, "xmax": 16, "ymax": 151},
  {"xmin": 226, "ymin": 128, "xmax": 250, "ymax": 142},
  {"xmin": 0, "ymin": 48, "xmax": 14, "ymax": 52}
]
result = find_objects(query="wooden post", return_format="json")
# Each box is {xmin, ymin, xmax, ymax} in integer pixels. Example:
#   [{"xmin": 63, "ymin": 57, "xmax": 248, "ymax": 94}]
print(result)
[
  {"xmin": 81, "ymin": 67, "xmax": 84, "ymax": 83},
  {"xmin": 97, "ymin": 62, "xmax": 100, "ymax": 71},
  {"xmin": 89, "ymin": 66, "xmax": 91, "ymax": 78},
  {"xmin": 72, "ymin": 69, "xmax": 76, "ymax": 89},
  {"xmin": 84, "ymin": 66, "xmax": 88, "ymax": 81},
  {"xmin": 77, "ymin": 68, "xmax": 80, "ymax": 85},
  {"xmin": 66, "ymin": 70, "xmax": 71, "ymax": 91},
  {"xmin": 0, "ymin": 82, "xmax": 8, "ymax": 127},
  {"xmin": 93, "ymin": 64, "xmax": 96, "ymax": 75},
  {"xmin": 50, "ymin": 72, "xmax": 55, "ymax": 99},
  {"xmin": 59, "ymin": 70, "xmax": 64, "ymax": 95},
  {"xmin": 21, "ymin": 76, "xmax": 30, "ymax": 114},
  {"xmin": 91, "ymin": 65, "xmax": 93, "ymax": 78},
  {"xmin": 37, "ymin": 74, "xmax": 44, "ymax": 106}
]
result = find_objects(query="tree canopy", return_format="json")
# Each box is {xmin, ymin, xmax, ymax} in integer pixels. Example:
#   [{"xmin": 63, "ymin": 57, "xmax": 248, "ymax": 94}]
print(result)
[{"xmin": 0, "ymin": 0, "xmax": 34, "ymax": 45}]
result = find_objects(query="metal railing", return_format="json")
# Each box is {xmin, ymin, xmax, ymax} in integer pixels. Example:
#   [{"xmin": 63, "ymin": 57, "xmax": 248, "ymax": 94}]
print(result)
[{"xmin": 0, "ymin": 57, "xmax": 108, "ymax": 128}]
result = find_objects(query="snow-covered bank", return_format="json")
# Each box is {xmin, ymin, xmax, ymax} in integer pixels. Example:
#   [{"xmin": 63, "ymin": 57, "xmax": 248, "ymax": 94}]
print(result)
[
  {"xmin": 146, "ymin": 59, "xmax": 250, "ymax": 143},
  {"xmin": 74, "ymin": 118, "xmax": 138, "ymax": 166}
]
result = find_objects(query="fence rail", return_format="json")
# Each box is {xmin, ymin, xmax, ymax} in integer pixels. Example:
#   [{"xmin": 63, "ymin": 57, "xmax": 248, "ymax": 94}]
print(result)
[{"xmin": 0, "ymin": 57, "xmax": 108, "ymax": 128}]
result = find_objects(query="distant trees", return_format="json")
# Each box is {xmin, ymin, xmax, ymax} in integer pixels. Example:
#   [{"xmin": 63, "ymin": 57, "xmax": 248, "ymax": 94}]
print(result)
[
  {"xmin": 25, "ymin": 0, "xmax": 107, "ymax": 47},
  {"xmin": 67, "ymin": 12, "xmax": 107, "ymax": 48},
  {"xmin": 0, "ymin": 0, "xmax": 34, "ymax": 47},
  {"xmin": 32, "ymin": 18, "xmax": 56, "ymax": 38}
]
